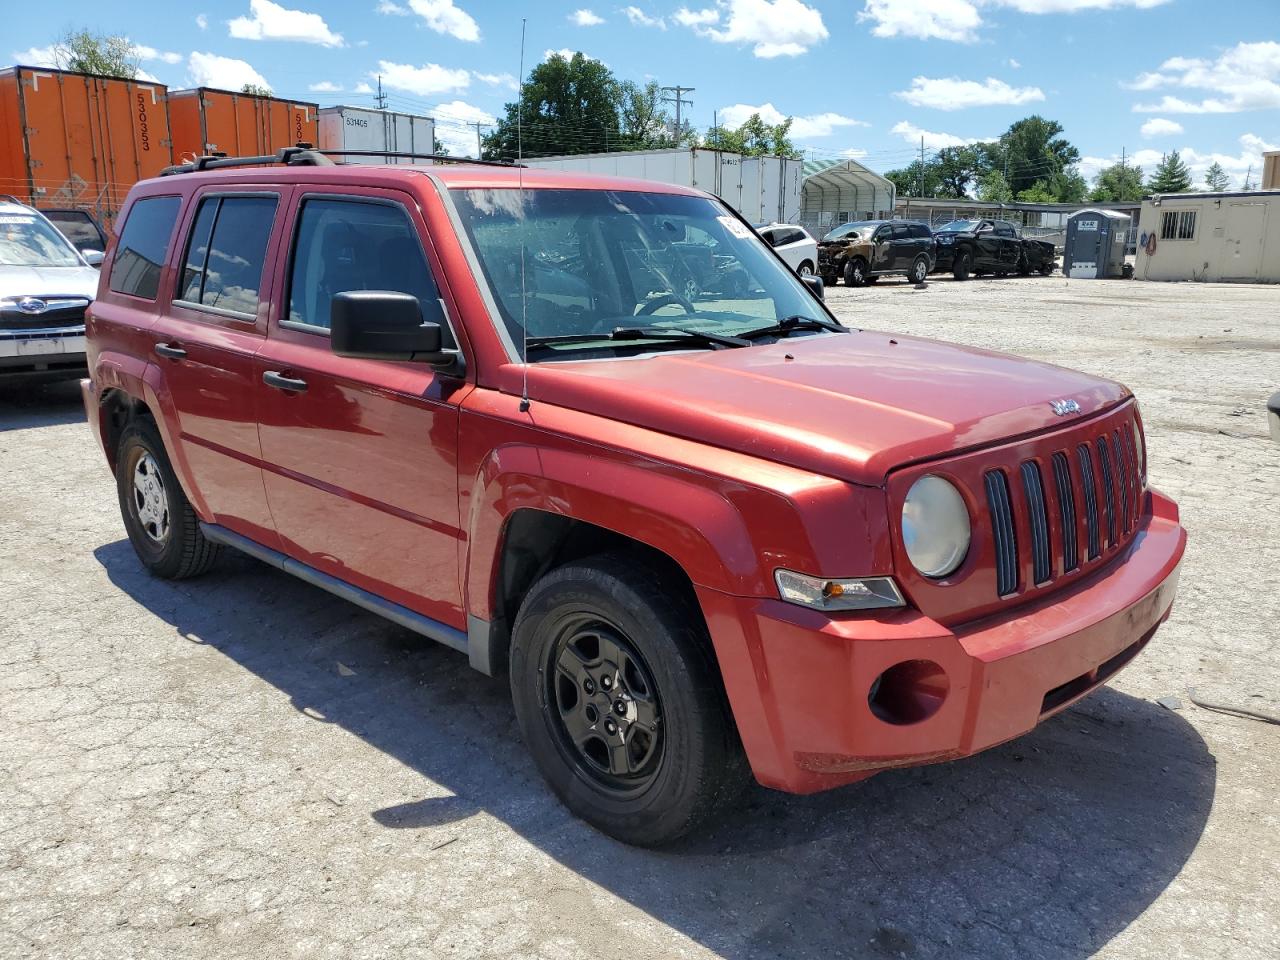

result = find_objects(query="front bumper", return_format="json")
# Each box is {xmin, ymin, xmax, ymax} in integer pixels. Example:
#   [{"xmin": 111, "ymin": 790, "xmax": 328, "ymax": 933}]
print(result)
[
  {"xmin": 698, "ymin": 490, "xmax": 1186, "ymax": 794},
  {"xmin": 0, "ymin": 329, "xmax": 87, "ymax": 381}
]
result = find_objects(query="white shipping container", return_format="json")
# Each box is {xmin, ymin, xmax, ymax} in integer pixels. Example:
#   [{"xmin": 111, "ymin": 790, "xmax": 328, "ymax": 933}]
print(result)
[
  {"xmin": 318, "ymin": 106, "xmax": 436, "ymax": 164},
  {"xmin": 527, "ymin": 148, "xmax": 804, "ymax": 224}
]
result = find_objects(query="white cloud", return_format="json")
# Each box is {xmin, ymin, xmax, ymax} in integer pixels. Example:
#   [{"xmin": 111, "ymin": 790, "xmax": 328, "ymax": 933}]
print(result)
[
  {"xmin": 375, "ymin": 60, "xmax": 470, "ymax": 96},
  {"xmin": 544, "ymin": 48, "xmax": 603, "ymax": 63},
  {"xmin": 1007, "ymin": 58, "xmax": 1020, "ymax": 68},
  {"xmin": 131, "ymin": 44, "xmax": 184, "ymax": 64},
  {"xmin": 674, "ymin": 6, "xmax": 719, "ymax": 26},
  {"xmin": 10, "ymin": 45, "xmax": 59, "ymax": 67},
  {"xmin": 895, "ymin": 75, "xmax": 1044, "ymax": 110},
  {"xmin": 430, "ymin": 99, "xmax": 495, "ymax": 157},
  {"xmin": 993, "ymin": 0, "xmax": 1170, "ymax": 11},
  {"xmin": 677, "ymin": 0, "xmax": 828, "ymax": 58},
  {"xmin": 1140, "ymin": 117, "xmax": 1182, "ymax": 138},
  {"xmin": 408, "ymin": 0, "xmax": 480, "ymax": 42},
  {"xmin": 377, "ymin": 0, "xmax": 410, "ymax": 13},
  {"xmin": 718, "ymin": 102, "xmax": 868, "ymax": 138},
  {"xmin": 196, "ymin": 13, "xmax": 209, "ymax": 30},
  {"xmin": 623, "ymin": 6, "xmax": 666, "ymax": 28},
  {"xmin": 1080, "ymin": 133, "xmax": 1278, "ymax": 188},
  {"xmin": 309, "ymin": 80, "xmax": 342, "ymax": 92},
  {"xmin": 859, "ymin": 0, "xmax": 982, "ymax": 44},
  {"xmin": 571, "ymin": 8, "xmax": 604, "ymax": 25},
  {"xmin": 891, "ymin": 120, "xmax": 991, "ymax": 150},
  {"xmin": 1130, "ymin": 41, "xmax": 1280, "ymax": 113},
  {"xmin": 188, "ymin": 51, "xmax": 271, "ymax": 91},
  {"xmin": 229, "ymin": 0, "xmax": 344, "ymax": 46},
  {"xmin": 475, "ymin": 71, "xmax": 518, "ymax": 89},
  {"xmin": 839, "ymin": 147, "xmax": 869, "ymax": 159},
  {"xmin": 353, "ymin": 81, "xmax": 374, "ymax": 94}
]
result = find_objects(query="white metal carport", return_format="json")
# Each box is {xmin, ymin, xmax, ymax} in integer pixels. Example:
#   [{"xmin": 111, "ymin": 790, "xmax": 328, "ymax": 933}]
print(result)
[{"xmin": 799, "ymin": 158, "xmax": 897, "ymax": 237}]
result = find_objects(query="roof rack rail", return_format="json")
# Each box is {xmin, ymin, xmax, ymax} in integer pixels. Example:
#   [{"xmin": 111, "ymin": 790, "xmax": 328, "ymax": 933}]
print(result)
[
  {"xmin": 160, "ymin": 143, "xmax": 335, "ymax": 176},
  {"xmin": 159, "ymin": 143, "xmax": 523, "ymax": 176},
  {"xmin": 318, "ymin": 149, "xmax": 522, "ymax": 168}
]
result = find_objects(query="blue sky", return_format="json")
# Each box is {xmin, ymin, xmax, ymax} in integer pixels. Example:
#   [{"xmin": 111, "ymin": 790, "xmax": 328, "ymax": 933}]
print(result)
[{"xmin": 8, "ymin": 1, "xmax": 1279, "ymax": 187}]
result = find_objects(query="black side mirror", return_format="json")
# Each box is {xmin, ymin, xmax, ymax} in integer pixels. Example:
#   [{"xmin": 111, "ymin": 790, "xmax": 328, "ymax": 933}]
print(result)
[
  {"xmin": 802, "ymin": 274, "xmax": 824, "ymax": 300},
  {"xmin": 330, "ymin": 290, "xmax": 454, "ymax": 365}
]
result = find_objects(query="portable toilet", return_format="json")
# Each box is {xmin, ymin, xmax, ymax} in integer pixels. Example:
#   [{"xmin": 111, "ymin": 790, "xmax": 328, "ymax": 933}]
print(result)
[{"xmin": 1063, "ymin": 208, "xmax": 1132, "ymax": 278}]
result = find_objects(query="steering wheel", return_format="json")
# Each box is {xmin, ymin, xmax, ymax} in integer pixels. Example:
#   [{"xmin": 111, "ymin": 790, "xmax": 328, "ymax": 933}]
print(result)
[{"xmin": 635, "ymin": 292, "xmax": 695, "ymax": 316}]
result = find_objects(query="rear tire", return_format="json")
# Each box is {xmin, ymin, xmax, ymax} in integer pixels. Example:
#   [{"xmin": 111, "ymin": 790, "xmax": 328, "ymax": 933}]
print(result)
[
  {"xmin": 952, "ymin": 250, "xmax": 972, "ymax": 281},
  {"xmin": 843, "ymin": 257, "xmax": 868, "ymax": 287},
  {"xmin": 909, "ymin": 255, "xmax": 930, "ymax": 284},
  {"xmin": 797, "ymin": 260, "xmax": 815, "ymax": 278},
  {"xmin": 1041, "ymin": 262, "xmax": 1057, "ymax": 277},
  {"xmin": 116, "ymin": 417, "xmax": 220, "ymax": 579},
  {"xmin": 509, "ymin": 554, "xmax": 746, "ymax": 846}
]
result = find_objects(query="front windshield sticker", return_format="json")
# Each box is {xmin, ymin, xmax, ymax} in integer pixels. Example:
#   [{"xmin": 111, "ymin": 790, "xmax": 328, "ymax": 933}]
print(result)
[
  {"xmin": 717, "ymin": 215, "xmax": 752, "ymax": 240},
  {"xmin": 0, "ymin": 216, "xmax": 36, "ymax": 224}
]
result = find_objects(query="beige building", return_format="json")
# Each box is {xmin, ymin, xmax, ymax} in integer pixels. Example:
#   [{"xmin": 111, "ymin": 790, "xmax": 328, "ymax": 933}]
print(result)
[
  {"xmin": 1263, "ymin": 151, "xmax": 1279, "ymax": 190},
  {"xmin": 1134, "ymin": 191, "xmax": 1280, "ymax": 283}
]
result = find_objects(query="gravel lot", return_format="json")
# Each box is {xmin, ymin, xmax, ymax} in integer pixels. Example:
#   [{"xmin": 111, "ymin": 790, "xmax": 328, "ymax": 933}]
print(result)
[{"xmin": 2, "ymin": 275, "xmax": 1277, "ymax": 960}]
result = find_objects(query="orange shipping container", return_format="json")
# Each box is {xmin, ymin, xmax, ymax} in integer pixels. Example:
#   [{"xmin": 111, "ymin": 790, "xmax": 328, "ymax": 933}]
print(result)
[
  {"xmin": 0, "ymin": 66, "xmax": 172, "ymax": 225},
  {"xmin": 167, "ymin": 87, "xmax": 319, "ymax": 162}
]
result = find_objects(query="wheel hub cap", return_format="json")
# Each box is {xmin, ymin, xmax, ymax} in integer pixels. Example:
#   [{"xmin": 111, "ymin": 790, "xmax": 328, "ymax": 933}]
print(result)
[
  {"xmin": 550, "ymin": 620, "xmax": 663, "ymax": 790},
  {"xmin": 132, "ymin": 453, "xmax": 170, "ymax": 544}
]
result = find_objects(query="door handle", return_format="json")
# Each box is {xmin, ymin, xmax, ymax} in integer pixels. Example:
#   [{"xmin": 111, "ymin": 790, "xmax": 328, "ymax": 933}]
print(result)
[
  {"xmin": 263, "ymin": 370, "xmax": 308, "ymax": 392},
  {"xmin": 154, "ymin": 342, "xmax": 186, "ymax": 360}
]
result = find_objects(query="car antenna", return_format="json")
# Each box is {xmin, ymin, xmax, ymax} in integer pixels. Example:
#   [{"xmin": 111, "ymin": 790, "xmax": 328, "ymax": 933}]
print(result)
[{"xmin": 517, "ymin": 17, "xmax": 531, "ymax": 414}]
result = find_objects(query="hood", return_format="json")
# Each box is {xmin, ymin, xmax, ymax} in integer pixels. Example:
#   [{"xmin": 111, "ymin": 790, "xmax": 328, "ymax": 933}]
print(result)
[
  {"xmin": 0, "ymin": 264, "xmax": 100, "ymax": 301},
  {"xmin": 517, "ymin": 331, "xmax": 1129, "ymax": 486}
]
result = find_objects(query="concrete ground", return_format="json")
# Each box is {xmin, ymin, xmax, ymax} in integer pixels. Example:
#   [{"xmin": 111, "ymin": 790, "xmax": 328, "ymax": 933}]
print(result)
[{"xmin": 1, "ymin": 275, "xmax": 1277, "ymax": 960}]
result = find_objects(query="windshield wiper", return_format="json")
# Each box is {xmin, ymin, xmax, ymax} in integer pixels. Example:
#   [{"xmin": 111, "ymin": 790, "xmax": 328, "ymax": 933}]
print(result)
[
  {"xmin": 738, "ymin": 315, "xmax": 848, "ymax": 340},
  {"xmin": 525, "ymin": 325, "xmax": 750, "ymax": 352}
]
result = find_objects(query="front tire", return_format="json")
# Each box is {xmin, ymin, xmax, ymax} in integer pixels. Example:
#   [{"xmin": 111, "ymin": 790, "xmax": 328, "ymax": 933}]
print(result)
[
  {"xmin": 843, "ymin": 257, "xmax": 868, "ymax": 287},
  {"xmin": 909, "ymin": 255, "xmax": 930, "ymax": 284},
  {"xmin": 797, "ymin": 260, "xmax": 815, "ymax": 278},
  {"xmin": 116, "ymin": 417, "xmax": 219, "ymax": 579},
  {"xmin": 509, "ymin": 555, "xmax": 746, "ymax": 846},
  {"xmin": 952, "ymin": 250, "xmax": 972, "ymax": 281}
]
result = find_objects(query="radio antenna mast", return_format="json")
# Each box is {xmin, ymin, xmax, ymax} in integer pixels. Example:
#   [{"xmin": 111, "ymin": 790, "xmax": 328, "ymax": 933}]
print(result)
[{"xmin": 517, "ymin": 17, "xmax": 530, "ymax": 413}]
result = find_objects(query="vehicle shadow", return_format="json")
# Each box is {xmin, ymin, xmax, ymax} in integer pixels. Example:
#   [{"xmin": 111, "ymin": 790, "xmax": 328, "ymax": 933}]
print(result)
[
  {"xmin": 94, "ymin": 539, "xmax": 1216, "ymax": 960},
  {"xmin": 0, "ymin": 379, "xmax": 86, "ymax": 431}
]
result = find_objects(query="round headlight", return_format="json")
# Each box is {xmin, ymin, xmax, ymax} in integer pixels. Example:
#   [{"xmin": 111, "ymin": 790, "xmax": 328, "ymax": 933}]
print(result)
[{"xmin": 902, "ymin": 475, "xmax": 971, "ymax": 578}]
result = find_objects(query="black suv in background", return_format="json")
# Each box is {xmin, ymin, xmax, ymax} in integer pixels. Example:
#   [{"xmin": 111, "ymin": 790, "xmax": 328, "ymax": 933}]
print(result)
[{"xmin": 817, "ymin": 219, "xmax": 935, "ymax": 287}]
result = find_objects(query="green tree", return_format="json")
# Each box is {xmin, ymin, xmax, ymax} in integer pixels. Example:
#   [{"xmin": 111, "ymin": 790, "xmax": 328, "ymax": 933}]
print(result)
[
  {"xmin": 1089, "ymin": 162, "xmax": 1146, "ymax": 202},
  {"xmin": 977, "ymin": 170, "xmax": 1014, "ymax": 203},
  {"xmin": 996, "ymin": 116, "xmax": 1081, "ymax": 196},
  {"xmin": 482, "ymin": 52, "xmax": 620, "ymax": 160},
  {"xmin": 617, "ymin": 80, "xmax": 674, "ymax": 150},
  {"xmin": 241, "ymin": 83, "xmax": 273, "ymax": 97},
  {"xmin": 1203, "ymin": 161, "xmax": 1230, "ymax": 191},
  {"xmin": 933, "ymin": 145, "xmax": 982, "ymax": 199},
  {"xmin": 51, "ymin": 29, "xmax": 138, "ymax": 78},
  {"xmin": 702, "ymin": 113, "xmax": 798, "ymax": 157},
  {"xmin": 1016, "ymin": 181, "xmax": 1058, "ymax": 203},
  {"xmin": 884, "ymin": 159, "xmax": 942, "ymax": 198},
  {"xmin": 1147, "ymin": 151, "xmax": 1193, "ymax": 193}
]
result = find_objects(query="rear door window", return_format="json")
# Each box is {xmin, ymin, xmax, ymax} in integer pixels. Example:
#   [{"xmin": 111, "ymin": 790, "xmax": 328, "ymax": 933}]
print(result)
[
  {"xmin": 285, "ymin": 197, "xmax": 444, "ymax": 338},
  {"xmin": 177, "ymin": 195, "xmax": 278, "ymax": 316},
  {"xmin": 109, "ymin": 196, "xmax": 182, "ymax": 299}
]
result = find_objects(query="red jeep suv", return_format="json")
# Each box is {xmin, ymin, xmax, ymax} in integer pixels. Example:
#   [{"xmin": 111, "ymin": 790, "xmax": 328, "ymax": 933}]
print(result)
[{"xmin": 83, "ymin": 150, "xmax": 1186, "ymax": 845}]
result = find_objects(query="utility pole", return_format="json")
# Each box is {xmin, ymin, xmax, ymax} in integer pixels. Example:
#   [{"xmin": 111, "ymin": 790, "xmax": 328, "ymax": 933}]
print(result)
[
  {"xmin": 919, "ymin": 136, "xmax": 925, "ymax": 198},
  {"xmin": 661, "ymin": 85, "xmax": 695, "ymax": 141},
  {"xmin": 471, "ymin": 121, "xmax": 485, "ymax": 158},
  {"xmin": 375, "ymin": 75, "xmax": 387, "ymax": 110},
  {"xmin": 1243, "ymin": 163, "xmax": 1253, "ymax": 190},
  {"xmin": 1120, "ymin": 146, "xmax": 1126, "ymax": 170}
]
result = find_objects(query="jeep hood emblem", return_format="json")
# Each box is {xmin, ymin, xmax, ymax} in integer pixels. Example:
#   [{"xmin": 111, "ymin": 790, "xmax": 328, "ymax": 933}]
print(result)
[{"xmin": 1050, "ymin": 398, "xmax": 1081, "ymax": 416}]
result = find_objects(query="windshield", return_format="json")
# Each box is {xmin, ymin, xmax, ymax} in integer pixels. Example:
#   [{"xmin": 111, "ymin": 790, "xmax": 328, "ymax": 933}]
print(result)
[
  {"xmin": 936, "ymin": 220, "xmax": 980, "ymax": 233},
  {"xmin": 822, "ymin": 221, "xmax": 878, "ymax": 241},
  {"xmin": 451, "ymin": 188, "xmax": 823, "ymax": 358},
  {"xmin": 0, "ymin": 212, "xmax": 82, "ymax": 267}
]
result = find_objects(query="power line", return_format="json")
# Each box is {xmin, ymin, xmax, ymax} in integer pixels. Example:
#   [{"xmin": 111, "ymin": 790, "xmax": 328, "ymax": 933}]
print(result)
[{"xmin": 660, "ymin": 85, "xmax": 694, "ymax": 139}]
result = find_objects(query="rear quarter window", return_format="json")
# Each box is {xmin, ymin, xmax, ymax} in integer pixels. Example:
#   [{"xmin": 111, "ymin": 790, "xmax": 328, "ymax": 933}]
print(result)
[
  {"xmin": 109, "ymin": 196, "xmax": 182, "ymax": 299},
  {"xmin": 177, "ymin": 196, "xmax": 279, "ymax": 316}
]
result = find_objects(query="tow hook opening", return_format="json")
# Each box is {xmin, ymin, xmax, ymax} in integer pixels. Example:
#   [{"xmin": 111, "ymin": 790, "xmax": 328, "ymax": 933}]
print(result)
[{"xmin": 868, "ymin": 659, "xmax": 949, "ymax": 726}]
